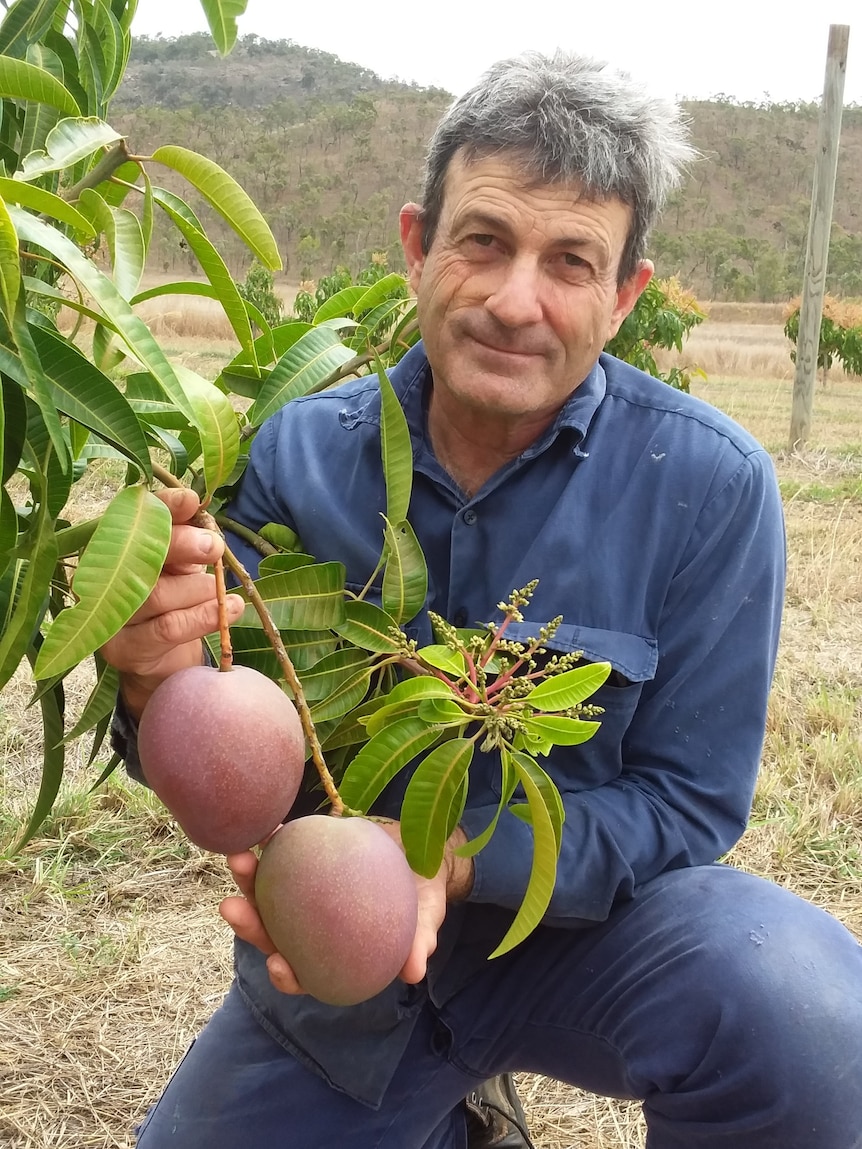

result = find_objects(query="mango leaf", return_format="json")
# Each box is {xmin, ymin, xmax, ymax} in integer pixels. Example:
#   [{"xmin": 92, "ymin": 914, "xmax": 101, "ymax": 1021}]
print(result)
[
  {"xmin": 150, "ymin": 186, "xmax": 204, "ymax": 232},
  {"xmin": 511, "ymin": 751, "xmax": 565, "ymax": 851},
  {"xmin": 320, "ymin": 696, "xmax": 389, "ymax": 752},
  {"xmin": 332, "ymin": 598, "xmax": 402, "ymax": 654},
  {"xmin": 16, "ymin": 116, "xmax": 121, "ymax": 180},
  {"xmin": 416, "ymin": 696, "xmax": 469, "ymax": 726},
  {"xmin": 238, "ymin": 561, "xmax": 346, "ymax": 631},
  {"xmin": 376, "ymin": 356, "xmax": 412, "ymax": 526},
  {"xmin": 2, "ymin": 374, "xmax": 27, "ymax": 483},
  {"xmin": 10, "ymin": 208, "xmax": 198, "ymax": 429},
  {"xmin": 61, "ymin": 655, "xmax": 118, "ymax": 743},
  {"xmin": 353, "ymin": 273, "xmax": 408, "ymax": 317},
  {"xmin": 151, "ymin": 144, "xmax": 280, "ymax": 270},
  {"xmin": 0, "ymin": 0, "xmax": 58, "ymax": 58},
  {"xmin": 258, "ymin": 522, "xmax": 300, "ymax": 552},
  {"xmin": 297, "ymin": 647, "xmax": 371, "ymax": 703},
  {"xmin": 28, "ymin": 323, "xmax": 151, "ymax": 478},
  {"xmin": 199, "ymin": 0, "xmax": 247, "ymax": 56},
  {"xmin": 0, "ymin": 176, "xmax": 94, "ymax": 236},
  {"xmin": 246, "ymin": 326, "xmax": 354, "ymax": 427},
  {"xmin": 312, "ymin": 285, "xmax": 366, "ymax": 325},
  {"xmin": 526, "ymin": 662, "xmax": 611, "ymax": 712},
  {"xmin": 131, "ymin": 279, "xmax": 270, "ymax": 344},
  {"xmin": 172, "ymin": 364, "xmax": 239, "ymax": 501},
  {"xmin": 416, "ymin": 644, "xmax": 467, "ymax": 679},
  {"xmin": 338, "ymin": 716, "xmax": 443, "ymax": 814},
  {"xmin": 154, "ymin": 196, "xmax": 256, "ymax": 365},
  {"xmin": 14, "ymin": 643, "xmax": 65, "ymax": 849},
  {"xmin": 11, "ymin": 298, "xmax": 67, "ymax": 465},
  {"xmin": 521, "ymin": 714, "xmax": 601, "ymax": 747},
  {"xmin": 33, "ymin": 486, "xmax": 171, "ymax": 679},
  {"xmin": 362, "ymin": 677, "xmax": 454, "ymax": 738},
  {"xmin": 0, "ymin": 194, "xmax": 20, "ymax": 321},
  {"xmin": 0, "ymin": 54, "xmax": 79, "ymax": 115},
  {"xmin": 381, "ymin": 516, "xmax": 427, "ymax": 625},
  {"xmin": 0, "ymin": 505, "xmax": 56, "ymax": 689},
  {"xmin": 19, "ymin": 42, "xmax": 61, "ymax": 159},
  {"xmin": 489, "ymin": 751, "xmax": 563, "ymax": 958},
  {"xmin": 256, "ymin": 552, "xmax": 315, "ymax": 576},
  {"xmin": 78, "ymin": 188, "xmax": 144, "ymax": 300},
  {"xmin": 0, "ymin": 487, "xmax": 17, "ymax": 561},
  {"xmin": 23, "ymin": 275, "xmax": 103, "ymax": 324},
  {"xmin": 91, "ymin": 0, "xmax": 124, "ymax": 101},
  {"xmin": 308, "ymin": 663, "xmax": 374, "ymax": 723},
  {"xmin": 400, "ymin": 739, "xmax": 475, "ymax": 878},
  {"xmin": 455, "ymin": 753, "xmax": 519, "ymax": 859}
]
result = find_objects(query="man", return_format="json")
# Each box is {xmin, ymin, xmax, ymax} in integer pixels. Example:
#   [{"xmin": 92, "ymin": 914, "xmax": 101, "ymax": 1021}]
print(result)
[{"xmin": 106, "ymin": 52, "xmax": 862, "ymax": 1148}]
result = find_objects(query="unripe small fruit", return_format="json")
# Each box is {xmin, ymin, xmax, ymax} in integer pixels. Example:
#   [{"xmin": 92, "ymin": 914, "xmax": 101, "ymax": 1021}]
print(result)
[
  {"xmin": 255, "ymin": 816, "xmax": 419, "ymax": 1007},
  {"xmin": 138, "ymin": 664, "xmax": 305, "ymax": 854}
]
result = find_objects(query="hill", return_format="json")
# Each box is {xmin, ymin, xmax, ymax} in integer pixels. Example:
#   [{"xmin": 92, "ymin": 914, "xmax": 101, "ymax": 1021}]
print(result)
[{"xmin": 113, "ymin": 36, "xmax": 862, "ymax": 302}]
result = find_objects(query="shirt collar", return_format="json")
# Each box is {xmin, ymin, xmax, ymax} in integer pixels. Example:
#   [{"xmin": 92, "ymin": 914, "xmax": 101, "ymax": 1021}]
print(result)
[{"xmin": 339, "ymin": 339, "xmax": 608, "ymax": 460}]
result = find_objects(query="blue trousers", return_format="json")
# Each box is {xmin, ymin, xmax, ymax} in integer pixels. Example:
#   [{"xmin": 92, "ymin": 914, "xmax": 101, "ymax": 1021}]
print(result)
[{"xmin": 136, "ymin": 866, "xmax": 862, "ymax": 1148}]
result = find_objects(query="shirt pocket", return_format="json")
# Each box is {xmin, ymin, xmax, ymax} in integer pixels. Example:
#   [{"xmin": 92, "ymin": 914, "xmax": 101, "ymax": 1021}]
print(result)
[{"xmin": 490, "ymin": 621, "xmax": 658, "ymax": 793}]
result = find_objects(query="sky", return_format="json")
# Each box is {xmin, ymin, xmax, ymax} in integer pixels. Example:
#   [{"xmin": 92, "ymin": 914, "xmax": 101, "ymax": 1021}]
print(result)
[{"xmin": 129, "ymin": 1, "xmax": 862, "ymax": 107}]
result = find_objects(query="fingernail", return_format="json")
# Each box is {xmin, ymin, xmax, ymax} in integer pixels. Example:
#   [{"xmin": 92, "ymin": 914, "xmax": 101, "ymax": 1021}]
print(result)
[{"xmin": 199, "ymin": 532, "xmax": 215, "ymax": 555}]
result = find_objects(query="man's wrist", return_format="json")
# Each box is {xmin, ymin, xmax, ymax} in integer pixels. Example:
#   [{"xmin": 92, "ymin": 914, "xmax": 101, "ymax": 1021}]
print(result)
[{"xmin": 445, "ymin": 826, "xmax": 474, "ymax": 902}]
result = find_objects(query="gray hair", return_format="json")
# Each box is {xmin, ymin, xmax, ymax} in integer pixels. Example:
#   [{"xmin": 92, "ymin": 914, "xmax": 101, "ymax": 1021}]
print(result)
[{"xmin": 420, "ymin": 52, "xmax": 696, "ymax": 282}]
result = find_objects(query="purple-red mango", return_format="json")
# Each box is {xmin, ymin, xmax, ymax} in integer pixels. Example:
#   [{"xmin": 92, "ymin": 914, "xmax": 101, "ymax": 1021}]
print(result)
[
  {"xmin": 254, "ymin": 816, "xmax": 419, "ymax": 1007},
  {"xmin": 138, "ymin": 664, "xmax": 305, "ymax": 853}
]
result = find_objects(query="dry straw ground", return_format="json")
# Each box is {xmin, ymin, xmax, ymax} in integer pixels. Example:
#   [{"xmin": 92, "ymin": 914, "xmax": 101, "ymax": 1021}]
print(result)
[{"xmin": 1, "ymin": 305, "xmax": 861, "ymax": 1148}]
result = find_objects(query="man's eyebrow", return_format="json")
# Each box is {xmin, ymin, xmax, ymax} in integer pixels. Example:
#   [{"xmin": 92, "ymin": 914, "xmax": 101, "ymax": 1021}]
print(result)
[{"xmin": 453, "ymin": 209, "xmax": 608, "ymax": 256}]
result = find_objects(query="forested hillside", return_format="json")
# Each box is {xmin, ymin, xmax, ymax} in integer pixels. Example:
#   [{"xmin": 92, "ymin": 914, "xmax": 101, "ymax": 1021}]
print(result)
[{"xmin": 115, "ymin": 35, "xmax": 862, "ymax": 301}]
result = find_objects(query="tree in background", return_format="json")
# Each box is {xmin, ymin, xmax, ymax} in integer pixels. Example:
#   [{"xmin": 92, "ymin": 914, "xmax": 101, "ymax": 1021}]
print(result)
[{"xmin": 784, "ymin": 296, "xmax": 862, "ymax": 387}]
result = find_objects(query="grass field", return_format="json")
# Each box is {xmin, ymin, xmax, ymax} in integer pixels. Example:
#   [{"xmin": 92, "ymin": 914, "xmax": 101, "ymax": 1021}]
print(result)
[{"xmin": 1, "ymin": 312, "xmax": 861, "ymax": 1148}]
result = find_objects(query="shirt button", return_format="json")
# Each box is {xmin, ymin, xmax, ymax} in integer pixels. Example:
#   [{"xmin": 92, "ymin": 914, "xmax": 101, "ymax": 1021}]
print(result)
[
  {"xmin": 454, "ymin": 610, "xmax": 467, "ymax": 627},
  {"xmin": 463, "ymin": 509, "xmax": 478, "ymax": 525}
]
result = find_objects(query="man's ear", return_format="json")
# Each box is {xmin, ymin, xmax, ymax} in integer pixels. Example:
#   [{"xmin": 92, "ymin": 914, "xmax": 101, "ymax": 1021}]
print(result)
[
  {"xmin": 400, "ymin": 203, "xmax": 425, "ymax": 294},
  {"xmin": 607, "ymin": 260, "xmax": 654, "ymax": 339}
]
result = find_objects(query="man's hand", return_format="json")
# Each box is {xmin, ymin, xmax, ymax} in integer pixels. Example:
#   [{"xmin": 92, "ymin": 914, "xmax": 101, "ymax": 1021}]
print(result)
[
  {"xmin": 100, "ymin": 488, "xmax": 245, "ymax": 719},
  {"xmin": 220, "ymin": 820, "xmax": 475, "ymax": 996}
]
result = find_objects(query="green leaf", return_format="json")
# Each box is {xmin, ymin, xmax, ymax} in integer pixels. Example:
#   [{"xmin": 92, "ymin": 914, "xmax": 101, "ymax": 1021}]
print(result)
[
  {"xmin": 14, "ymin": 643, "xmax": 65, "ymax": 849},
  {"xmin": 312, "ymin": 285, "xmax": 366, "ymax": 325},
  {"xmin": 10, "ymin": 298, "xmax": 68, "ymax": 465},
  {"xmin": 382, "ymin": 516, "xmax": 427, "ymax": 625},
  {"xmin": 199, "ymin": 0, "xmax": 247, "ymax": 56},
  {"xmin": 33, "ymin": 486, "xmax": 171, "ymax": 679},
  {"xmin": 0, "ymin": 0, "xmax": 58, "ymax": 59},
  {"xmin": 455, "ymin": 752, "xmax": 519, "ymax": 859},
  {"xmin": 416, "ymin": 696, "xmax": 469, "ymax": 726},
  {"xmin": 308, "ymin": 663, "xmax": 374, "ymax": 723},
  {"xmin": 332, "ymin": 598, "xmax": 402, "ymax": 654},
  {"xmin": 490, "ymin": 751, "xmax": 563, "ymax": 958},
  {"xmin": 522, "ymin": 714, "xmax": 601, "ymax": 747},
  {"xmin": 246, "ymin": 326, "xmax": 354, "ymax": 427},
  {"xmin": 151, "ymin": 144, "xmax": 280, "ymax": 270},
  {"xmin": 0, "ymin": 487, "xmax": 17, "ymax": 561},
  {"xmin": 0, "ymin": 54, "xmax": 79, "ymax": 116},
  {"xmin": 526, "ymin": 662, "xmax": 611, "ymax": 712},
  {"xmin": 19, "ymin": 42, "xmax": 61, "ymax": 159},
  {"xmin": 172, "ymin": 365, "xmax": 239, "ymax": 501},
  {"xmin": 338, "ymin": 716, "xmax": 442, "ymax": 813},
  {"xmin": 0, "ymin": 506, "xmax": 56, "ymax": 689},
  {"xmin": 0, "ymin": 176, "xmax": 94, "ymax": 236},
  {"xmin": 0, "ymin": 194, "xmax": 21, "ymax": 321},
  {"xmin": 376, "ymin": 356, "xmax": 413, "ymax": 526},
  {"xmin": 154, "ymin": 195, "xmax": 256, "ymax": 365},
  {"xmin": 257, "ymin": 552, "xmax": 315, "ymax": 576},
  {"xmin": 27, "ymin": 324, "xmax": 152, "ymax": 479},
  {"xmin": 416, "ymin": 644, "xmax": 467, "ymax": 678},
  {"xmin": 61, "ymin": 655, "xmax": 118, "ymax": 743},
  {"xmin": 400, "ymin": 739, "xmax": 475, "ymax": 878},
  {"xmin": 17, "ymin": 115, "xmax": 120, "ymax": 180},
  {"xmin": 78, "ymin": 188, "xmax": 144, "ymax": 300},
  {"xmin": 238, "ymin": 561, "xmax": 346, "ymax": 631},
  {"xmin": 353, "ymin": 273, "xmax": 408, "ymax": 317},
  {"xmin": 511, "ymin": 751, "xmax": 565, "ymax": 850},
  {"xmin": 2, "ymin": 374, "xmax": 27, "ymax": 484},
  {"xmin": 297, "ymin": 647, "xmax": 371, "ymax": 703},
  {"xmin": 150, "ymin": 186, "xmax": 203, "ymax": 232},
  {"xmin": 362, "ymin": 677, "xmax": 453, "ymax": 738},
  {"xmin": 10, "ymin": 207, "xmax": 198, "ymax": 429},
  {"xmin": 258, "ymin": 522, "xmax": 300, "ymax": 552}
]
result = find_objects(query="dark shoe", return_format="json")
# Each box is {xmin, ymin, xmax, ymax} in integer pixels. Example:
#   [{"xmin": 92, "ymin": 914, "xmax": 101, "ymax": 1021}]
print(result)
[{"xmin": 464, "ymin": 1074, "xmax": 535, "ymax": 1148}]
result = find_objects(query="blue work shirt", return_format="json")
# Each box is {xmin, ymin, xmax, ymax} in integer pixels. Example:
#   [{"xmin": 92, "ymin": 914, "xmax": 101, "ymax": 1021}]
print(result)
[{"xmin": 216, "ymin": 340, "xmax": 786, "ymax": 1106}]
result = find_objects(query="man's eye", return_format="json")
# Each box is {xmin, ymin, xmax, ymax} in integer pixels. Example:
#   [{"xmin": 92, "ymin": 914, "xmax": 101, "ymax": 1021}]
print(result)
[
  {"xmin": 471, "ymin": 234, "xmax": 495, "ymax": 247},
  {"xmin": 563, "ymin": 252, "xmax": 587, "ymax": 267}
]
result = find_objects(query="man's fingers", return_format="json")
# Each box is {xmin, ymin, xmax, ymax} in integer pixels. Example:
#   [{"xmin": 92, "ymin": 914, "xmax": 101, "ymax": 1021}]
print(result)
[
  {"xmin": 219, "ymin": 896, "xmax": 275, "ymax": 954},
  {"xmin": 128, "ymin": 572, "xmax": 219, "ymax": 625},
  {"xmin": 225, "ymin": 850, "xmax": 259, "ymax": 902},
  {"xmin": 164, "ymin": 523, "xmax": 223, "ymax": 573},
  {"xmin": 265, "ymin": 952, "xmax": 305, "ymax": 995},
  {"xmin": 156, "ymin": 486, "xmax": 203, "ymax": 523}
]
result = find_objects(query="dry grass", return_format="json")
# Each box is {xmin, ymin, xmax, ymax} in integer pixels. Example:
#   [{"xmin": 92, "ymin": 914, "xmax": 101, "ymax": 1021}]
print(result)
[{"xmin": 2, "ymin": 314, "xmax": 862, "ymax": 1148}]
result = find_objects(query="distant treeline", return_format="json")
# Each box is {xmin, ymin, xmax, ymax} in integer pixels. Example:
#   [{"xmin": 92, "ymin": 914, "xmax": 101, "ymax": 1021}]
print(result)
[{"xmin": 117, "ymin": 35, "xmax": 862, "ymax": 301}]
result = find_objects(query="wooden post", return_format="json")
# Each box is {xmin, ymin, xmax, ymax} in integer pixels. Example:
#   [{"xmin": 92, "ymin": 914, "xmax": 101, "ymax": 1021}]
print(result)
[{"xmin": 788, "ymin": 24, "xmax": 850, "ymax": 450}]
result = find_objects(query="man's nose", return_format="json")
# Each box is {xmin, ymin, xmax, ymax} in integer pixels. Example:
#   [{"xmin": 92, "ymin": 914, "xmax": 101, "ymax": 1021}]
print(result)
[{"xmin": 484, "ymin": 258, "xmax": 544, "ymax": 327}]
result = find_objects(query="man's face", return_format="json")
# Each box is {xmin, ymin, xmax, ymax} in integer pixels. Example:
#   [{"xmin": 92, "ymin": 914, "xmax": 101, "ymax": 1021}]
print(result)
[{"xmin": 400, "ymin": 154, "xmax": 652, "ymax": 426}]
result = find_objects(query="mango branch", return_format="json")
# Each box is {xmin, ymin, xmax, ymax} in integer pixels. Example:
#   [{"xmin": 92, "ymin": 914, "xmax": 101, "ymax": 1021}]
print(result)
[{"xmin": 149, "ymin": 464, "xmax": 345, "ymax": 815}]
